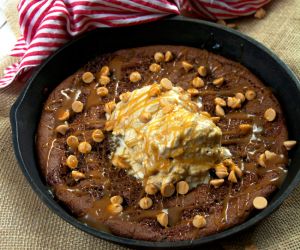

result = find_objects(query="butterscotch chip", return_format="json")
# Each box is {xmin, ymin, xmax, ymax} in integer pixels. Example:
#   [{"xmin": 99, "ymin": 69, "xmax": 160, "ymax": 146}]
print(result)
[
  {"xmin": 215, "ymin": 105, "xmax": 225, "ymax": 117},
  {"xmin": 160, "ymin": 78, "xmax": 173, "ymax": 90},
  {"xmin": 96, "ymin": 86, "xmax": 109, "ymax": 97},
  {"xmin": 215, "ymin": 163, "xmax": 228, "ymax": 178},
  {"xmin": 176, "ymin": 181, "xmax": 189, "ymax": 195},
  {"xmin": 104, "ymin": 120, "xmax": 115, "ymax": 131},
  {"xmin": 283, "ymin": 140, "xmax": 297, "ymax": 150},
  {"xmin": 149, "ymin": 63, "xmax": 161, "ymax": 73},
  {"xmin": 182, "ymin": 61, "xmax": 193, "ymax": 72},
  {"xmin": 110, "ymin": 195, "xmax": 123, "ymax": 205},
  {"xmin": 187, "ymin": 88, "xmax": 199, "ymax": 96},
  {"xmin": 165, "ymin": 51, "xmax": 173, "ymax": 62},
  {"xmin": 210, "ymin": 179, "xmax": 224, "ymax": 188},
  {"xmin": 258, "ymin": 153, "xmax": 267, "ymax": 168},
  {"xmin": 161, "ymin": 183, "xmax": 175, "ymax": 197},
  {"xmin": 107, "ymin": 203, "xmax": 123, "ymax": 214},
  {"xmin": 192, "ymin": 77, "xmax": 204, "ymax": 88},
  {"xmin": 227, "ymin": 97, "xmax": 241, "ymax": 109},
  {"xmin": 100, "ymin": 66, "xmax": 110, "ymax": 76},
  {"xmin": 112, "ymin": 155, "xmax": 130, "ymax": 169},
  {"xmin": 78, "ymin": 141, "xmax": 92, "ymax": 154},
  {"xmin": 139, "ymin": 112, "xmax": 152, "ymax": 123},
  {"xmin": 71, "ymin": 170, "xmax": 85, "ymax": 181},
  {"xmin": 145, "ymin": 183, "xmax": 158, "ymax": 195},
  {"xmin": 254, "ymin": 8, "xmax": 266, "ymax": 19},
  {"xmin": 82, "ymin": 72, "xmax": 94, "ymax": 83},
  {"xmin": 212, "ymin": 77, "xmax": 224, "ymax": 86},
  {"xmin": 92, "ymin": 129, "xmax": 105, "ymax": 143},
  {"xmin": 129, "ymin": 71, "xmax": 142, "ymax": 82},
  {"xmin": 154, "ymin": 52, "xmax": 164, "ymax": 63},
  {"xmin": 55, "ymin": 124, "xmax": 69, "ymax": 135},
  {"xmin": 157, "ymin": 212, "xmax": 168, "ymax": 227},
  {"xmin": 66, "ymin": 135, "xmax": 79, "ymax": 148},
  {"xmin": 58, "ymin": 110, "xmax": 70, "ymax": 121},
  {"xmin": 253, "ymin": 196, "xmax": 268, "ymax": 209},
  {"xmin": 119, "ymin": 92, "xmax": 131, "ymax": 102},
  {"xmin": 211, "ymin": 116, "xmax": 220, "ymax": 123},
  {"xmin": 139, "ymin": 197, "xmax": 153, "ymax": 209},
  {"xmin": 235, "ymin": 92, "xmax": 245, "ymax": 102},
  {"xmin": 71, "ymin": 101, "xmax": 84, "ymax": 113},
  {"xmin": 104, "ymin": 101, "xmax": 116, "ymax": 114},
  {"xmin": 264, "ymin": 108, "xmax": 276, "ymax": 121},
  {"xmin": 239, "ymin": 124, "xmax": 252, "ymax": 134},
  {"xmin": 99, "ymin": 75, "xmax": 110, "ymax": 85},
  {"xmin": 148, "ymin": 85, "xmax": 161, "ymax": 97},
  {"xmin": 192, "ymin": 215, "xmax": 206, "ymax": 229},
  {"xmin": 66, "ymin": 155, "xmax": 78, "ymax": 169},
  {"xmin": 198, "ymin": 66, "xmax": 207, "ymax": 77},
  {"xmin": 200, "ymin": 111, "xmax": 211, "ymax": 118},
  {"xmin": 228, "ymin": 170, "xmax": 237, "ymax": 183},
  {"xmin": 245, "ymin": 90, "xmax": 256, "ymax": 100},
  {"xmin": 214, "ymin": 97, "xmax": 226, "ymax": 107}
]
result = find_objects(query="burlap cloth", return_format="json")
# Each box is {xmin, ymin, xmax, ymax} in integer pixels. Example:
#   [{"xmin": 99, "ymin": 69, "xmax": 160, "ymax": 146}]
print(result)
[{"xmin": 1, "ymin": 0, "xmax": 300, "ymax": 249}]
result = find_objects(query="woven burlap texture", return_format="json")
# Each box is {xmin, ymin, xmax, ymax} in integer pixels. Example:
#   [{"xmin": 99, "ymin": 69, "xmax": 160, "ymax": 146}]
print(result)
[{"xmin": 1, "ymin": 0, "xmax": 299, "ymax": 249}]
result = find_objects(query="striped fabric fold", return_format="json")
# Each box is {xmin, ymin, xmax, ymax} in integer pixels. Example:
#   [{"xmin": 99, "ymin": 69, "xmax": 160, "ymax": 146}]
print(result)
[{"xmin": 0, "ymin": 0, "xmax": 270, "ymax": 88}]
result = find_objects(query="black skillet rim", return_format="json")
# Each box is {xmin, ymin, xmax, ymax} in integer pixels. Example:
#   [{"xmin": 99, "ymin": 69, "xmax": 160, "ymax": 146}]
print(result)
[{"xmin": 10, "ymin": 16, "xmax": 300, "ymax": 248}]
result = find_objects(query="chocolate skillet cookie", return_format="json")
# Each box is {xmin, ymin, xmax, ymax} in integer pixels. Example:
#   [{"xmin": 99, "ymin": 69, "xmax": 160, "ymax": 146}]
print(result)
[{"xmin": 36, "ymin": 45, "xmax": 297, "ymax": 241}]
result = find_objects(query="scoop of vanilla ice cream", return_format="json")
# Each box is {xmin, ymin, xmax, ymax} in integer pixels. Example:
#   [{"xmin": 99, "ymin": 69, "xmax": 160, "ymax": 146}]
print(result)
[{"xmin": 107, "ymin": 83, "xmax": 230, "ymax": 189}]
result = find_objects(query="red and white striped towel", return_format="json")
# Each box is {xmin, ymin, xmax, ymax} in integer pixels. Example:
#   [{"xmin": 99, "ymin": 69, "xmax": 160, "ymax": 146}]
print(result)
[{"xmin": 0, "ymin": 0, "xmax": 270, "ymax": 88}]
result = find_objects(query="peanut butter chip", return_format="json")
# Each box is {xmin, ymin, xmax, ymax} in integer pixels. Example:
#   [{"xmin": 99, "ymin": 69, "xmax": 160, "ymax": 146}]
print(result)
[
  {"xmin": 157, "ymin": 212, "xmax": 168, "ymax": 227},
  {"xmin": 100, "ymin": 66, "xmax": 110, "ymax": 76},
  {"xmin": 71, "ymin": 100, "xmax": 84, "ymax": 113},
  {"xmin": 55, "ymin": 124, "xmax": 69, "ymax": 135},
  {"xmin": 139, "ymin": 112, "xmax": 152, "ymax": 123},
  {"xmin": 154, "ymin": 52, "xmax": 164, "ymax": 63},
  {"xmin": 165, "ymin": 51, "xmax": 173, "ymax": 62},
  {"xmin": 104, "ymin": 101, "xmax": 116, "ymax": 114},
  {"xmin": 235, "ymin": 92, "xmax": 245, "ymax": 102},
  {"xmin": 210, "ymin": 179, "xmax": 224, "ymax": 188},
  {"xmin": 212, "ymin": 77, "xmax": 224, "ymax": 86},
  {"xmin": 253, "ymin": 196, "xmax": 268, "ymax": 209},
  {"xmin": 108, "ymin": 203, "xmax": 123, "ymax": 214},
  {"xmin": 182, "ymin": 61, "xmax": 193, "ymax": 72},
  {"xmin": 192, "ymin": 77, "xmax": 204, "ymax": 88},
  {"xmin": 78, "ymin": 141, "xmax": 92, "ymax": 154},
  {"xmin": 139, "ymin": 197, "xmax": 153, "ymax": 209},
  {"xmin": 149, "ymin": 63, "xmax": 161, "ymax": 73},
  {"xmin": 283, "ymin": 140, "xmax": 297, "ymax": 150},
  {"xmin": 71, "ymin": 170, "xmax": 85, "ymax": 181},
  {"xmin": 215, "ymin": 105, "xmax": 225, "ymax": 117},
  {"xmin": 264, "ymin": 108, "xmax": 276, "ymax": 121},
  {"xmin": 92, "ymin": 129, "xmax": 105, "ymax": 143},
  {"xmin": 214, "ymin": 97, "xmax": 226, "ymax": 107},
  {"xmin": 100, "ymin": 75, "xmax": 110, "ymax": 85},
  {"xmin": 176, "ymin": 181, "xmax": 189, "ymax": 195},
  {"xmin": 187, "ymin": 88, "xmax": 199, "ymax": 96},
  {"xmin": 96, "ymin": 86, "xmax": 109, "ymax": 97},
  {"xmin": 228, "ymin": 170, "xmax": 237, "ymax": 183},
  {"xmin": 66, "ymin": 155, "xmax": 78, "ymax": 169},
  {"xmin": 198, "ymin": 66, "xmax": 207, "ymax": 77},
  {"xmin": 192, "ymin": 215, "xmax": 206, "ymax": 229},
  {"xmin": 145, "ymin": 183, "xmax": 158, "ymax": 195},
  {"xmin": 66, "ymin": 135, "xmax": 79, "ymax": 148},
  {"xmin": 110, "ymin": 195, "xmax": 123, "ymax": 205},
  {"xmin": 245, "ymin": 90, "xmax": 256, "ymax": 100},
  {"xmin": 160, "ymin": 78, "xmax": 173, "ymax": 90},
  {"xmin": 227, "ymin": 97, "xmax": 241, "ymax": 109},
  {"xmin": 129, "ymin": 71, "xmax": 142, "ymax": 82},
  {"xmin": 161, "ymin": 183, "xmax": 175, "ymax": 197},
  {"xmin": 82, "ymin": 72, "xmax": 94, "ymax": 83},
  {"xmin": 58, "ymin": 110, "xmax": 70, "ymax": 121}
]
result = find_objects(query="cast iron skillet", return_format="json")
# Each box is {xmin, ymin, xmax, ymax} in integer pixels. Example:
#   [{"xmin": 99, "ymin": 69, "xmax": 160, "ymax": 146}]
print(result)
[{"xmin": 10, "ymin": 16, "xmax": 300, "ymax": 249}]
